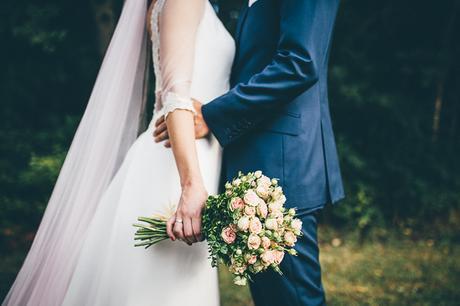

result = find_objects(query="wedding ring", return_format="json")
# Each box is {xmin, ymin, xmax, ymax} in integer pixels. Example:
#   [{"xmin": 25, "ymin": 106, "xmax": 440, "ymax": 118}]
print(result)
[{"xmin": 175, "ymin": 219, "xmax": 183, "ymax": 224}]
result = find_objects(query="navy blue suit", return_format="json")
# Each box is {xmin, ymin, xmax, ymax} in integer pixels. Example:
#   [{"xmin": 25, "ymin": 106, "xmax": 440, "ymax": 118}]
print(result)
[{"xmin": 203, "ymin": 0, "xmax": 343, "ymax": 304}]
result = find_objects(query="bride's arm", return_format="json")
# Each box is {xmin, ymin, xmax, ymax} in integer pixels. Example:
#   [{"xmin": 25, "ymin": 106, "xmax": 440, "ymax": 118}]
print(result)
[{"xmin": 157, "ymin": 0, "xmax": 206, "ymax": 244}]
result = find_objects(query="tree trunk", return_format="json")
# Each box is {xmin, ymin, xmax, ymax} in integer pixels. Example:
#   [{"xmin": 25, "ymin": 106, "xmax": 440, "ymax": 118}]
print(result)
[
  {"xmin": 449, "ymin": 74, "xmax": 458, "ymax": 147},
  {"xmin": 431, "ymin": 0, "xmax": 458, "ymax": 142},
  {"xmin": 432, "ymin": 79, "xmax": 444, "ymax": 143}
]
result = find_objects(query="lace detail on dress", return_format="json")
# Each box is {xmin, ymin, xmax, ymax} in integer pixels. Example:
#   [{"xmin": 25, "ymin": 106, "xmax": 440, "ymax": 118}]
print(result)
[
  {"xmin": 149, "ymin": 0, "xmax": 196, "ymax": 117},
  {"xmin": 162, "ymin": 92, "xmax": 195, "ymax": 119},
  {"xmin": 150, "ymin": 0, "xmax": 166, "ymax": 113}
]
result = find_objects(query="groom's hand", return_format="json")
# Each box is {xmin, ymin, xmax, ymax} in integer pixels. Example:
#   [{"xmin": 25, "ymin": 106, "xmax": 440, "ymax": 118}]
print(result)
[
  {"xmin": 166, "ymin": 182, "xmax": 207, "ymax": 245},
  {"xmin": 154, "ymin": 99, "xmax": 210, "ymax": 147}
]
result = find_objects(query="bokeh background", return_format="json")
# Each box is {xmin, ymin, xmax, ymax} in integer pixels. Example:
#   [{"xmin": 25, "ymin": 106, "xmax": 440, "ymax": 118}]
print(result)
[{"xmin": 1, "ymin": 0, "xmax": 459, "ymax": 305}]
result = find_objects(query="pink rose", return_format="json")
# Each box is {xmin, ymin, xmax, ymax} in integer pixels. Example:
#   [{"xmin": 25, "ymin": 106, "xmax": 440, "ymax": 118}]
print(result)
[
  {"xmin": 232, "ymin": 264, "xmax": 247, "ymax": 275},
  {"xmin": 268, "ymin": 201, "xmax": 283, "ymax": 213},
  {"xmin": 273, "ymin": 250, "xmax": 285, "ymax": 264},
  {"xmin": 221, "ymin": 226, "xmax": 236, "ymax": 244},
  {"xmin": 278, "ymin": 195, "xmax": 287, "ymax": 205},
  {"xmin": 248, "ymin": 256, "xmax": 257, "ymax": 265},
  {"xmin": 257, "ymin": 175, "xmax": 271, "ymax": 188},
  {"xmin": 265, "ymin": 218, "xmax": 278, "ymax": 231},
  {"xmin": 272, "ymin": 212, "xmax": 284, "ymax": 225},
  {"xmin": 249, "ymin": 217, "xmax": 263, "ymax": 234},
  {"xmin": 256, "ymin": 185, "xmax": 269, "ymax": 200},
  {"xmin": 247, "ymin": 234, "xmax": 261, "ymax": 250},
  {"xmin": 291, "ymin": 219, "xmax": 303, "ymax": 232},
  {"xmin": 271, "ymin": 211, "xmax": 283, "ymax": 218},
  {"xmin": 261, "ymin": 250, "xmax": 276, "ymax": 265},
  {"xmin": 237, "ymin": 216, "xmax": 250, "ymax": 231},
  {"xmin": 252, "ymin": 260, "xmax": 265, "ymax": 273},
  {"xmin": 271, "ymin": 186, "xmax": 283, "ymax": 199},
  {"xmin": 232, "ymin": 178, "xmax": 241, "ymax": 186},
  {"xmin": 244, "ymin": 205, "xmax": 256, "ymax": 216},
  {"xmin": 261, "ymin": 236, "xmax": 271, "ymax": 250},
  {"xmin": 230, "ymin": 197, "xmax": 244, "ymax": 211},
  {"xmin": 245, "ymin": 254, "xmax": 258, "ymax": 265},
  {"xmin": 257, "ymin": 201, "xmax": 268, "ymax": 219},
  {"xmin": 244, "ymin": 190, "xmax": 260, "ymax": 206},
  {"xmin": 284, "ymin": 231, "xmax": 297, "ymax": 247}
]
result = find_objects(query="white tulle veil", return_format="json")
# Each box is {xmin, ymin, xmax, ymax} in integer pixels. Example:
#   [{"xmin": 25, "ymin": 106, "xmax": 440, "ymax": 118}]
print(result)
[{"xmin": 3, "ymin": 0, "xmax": 150, "ymax": 305}]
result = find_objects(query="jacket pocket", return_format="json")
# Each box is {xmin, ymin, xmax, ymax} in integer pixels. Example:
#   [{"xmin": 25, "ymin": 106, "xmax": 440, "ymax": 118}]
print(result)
[{"xmin": 262, "ymin": 112, "xmax": 301, "ymax": 136}]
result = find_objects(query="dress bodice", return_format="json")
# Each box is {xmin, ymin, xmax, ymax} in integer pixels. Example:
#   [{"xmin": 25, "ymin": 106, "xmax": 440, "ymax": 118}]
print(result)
[{"xmin": 149, "ymin": 0, "xmax": 235, "ymax": 116}]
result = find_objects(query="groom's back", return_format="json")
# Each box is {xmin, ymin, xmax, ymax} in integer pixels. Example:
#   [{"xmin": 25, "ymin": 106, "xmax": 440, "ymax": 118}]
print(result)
[{"xmin": 218, "ymin": 0, "xmax": 344, "ymax": 210}]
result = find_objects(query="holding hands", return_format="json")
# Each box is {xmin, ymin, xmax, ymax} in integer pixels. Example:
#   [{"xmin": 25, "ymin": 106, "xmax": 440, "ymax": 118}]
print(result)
[{"xmin": 154, "ymin": 99, "xmax": 210, "ymax": 147}]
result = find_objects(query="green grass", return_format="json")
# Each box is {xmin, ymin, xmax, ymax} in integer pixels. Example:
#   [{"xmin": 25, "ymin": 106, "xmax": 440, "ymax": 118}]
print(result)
[
  {"xmin": 320, "ymin": 238, "xmax": 459, "ymax": 305},
  {"xmin": 219, "ymin": 229, "xmax": 460, "ymax": 306},
  {"xmin": 2, "ymin": 230, "xmax": 459, "ymax": 306}
]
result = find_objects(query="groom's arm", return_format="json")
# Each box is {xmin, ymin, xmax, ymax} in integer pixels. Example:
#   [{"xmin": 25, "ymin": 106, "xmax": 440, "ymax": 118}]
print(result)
[{"xmin": 202, "ymin": 0, "xmax": 320, "ymax": 147}]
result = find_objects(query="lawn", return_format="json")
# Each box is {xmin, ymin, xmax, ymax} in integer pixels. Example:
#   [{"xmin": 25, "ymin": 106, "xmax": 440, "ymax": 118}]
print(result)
[
  {"xmin": 219, "ymin": 228, "xmax": 460, "ymax": 306},
  {"xmin": 1, "ymin": 229, "xmax": 459, "ymax": 305}
]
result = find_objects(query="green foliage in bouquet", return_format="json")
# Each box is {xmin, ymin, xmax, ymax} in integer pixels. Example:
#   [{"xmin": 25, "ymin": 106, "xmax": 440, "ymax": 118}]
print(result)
[{"xmin": 202, "ymin": 192, "xmax": 234, "ymax": 266}]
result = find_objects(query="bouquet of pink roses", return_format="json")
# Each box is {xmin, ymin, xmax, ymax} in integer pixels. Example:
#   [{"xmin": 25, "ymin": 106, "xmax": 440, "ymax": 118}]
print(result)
[
  {"xmin": 202, "ymin": 171, "xmax": 302, "ymax": 285},
  {"xmin": 133, "ymin": 171, "xmax": 302, "ymax": 286}
]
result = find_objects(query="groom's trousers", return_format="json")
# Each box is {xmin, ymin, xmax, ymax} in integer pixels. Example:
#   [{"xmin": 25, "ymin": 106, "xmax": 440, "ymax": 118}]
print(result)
[{"xmin": 249, "ymin": 211, "xmax": 326, "ymax": 306}]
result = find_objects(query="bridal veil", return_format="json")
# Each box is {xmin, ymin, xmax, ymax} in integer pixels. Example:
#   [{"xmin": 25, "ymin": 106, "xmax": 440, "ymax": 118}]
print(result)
[{"xmin": 3, "ymin": 1, "xmax": 149, "ymax": 305}]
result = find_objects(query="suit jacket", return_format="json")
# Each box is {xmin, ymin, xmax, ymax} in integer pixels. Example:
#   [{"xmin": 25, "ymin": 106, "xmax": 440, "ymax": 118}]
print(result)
[{"xmin": 203, "ymin": 0, "xmax": 344, "ymax": 210}]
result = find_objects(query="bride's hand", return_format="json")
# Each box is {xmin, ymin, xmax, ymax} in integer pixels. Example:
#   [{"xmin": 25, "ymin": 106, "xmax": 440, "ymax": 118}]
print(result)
[{"xmin": 166, "ymin": 182, "xmax": 208, "ymax": 245}]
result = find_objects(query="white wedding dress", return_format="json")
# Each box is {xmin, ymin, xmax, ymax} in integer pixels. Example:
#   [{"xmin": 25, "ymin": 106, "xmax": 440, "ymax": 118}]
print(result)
[{"xmin": 61, "ymin": 1, "xmax": 235, "ymax": 305}]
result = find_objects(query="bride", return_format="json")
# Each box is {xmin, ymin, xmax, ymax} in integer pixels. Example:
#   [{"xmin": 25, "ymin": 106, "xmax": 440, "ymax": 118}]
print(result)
[{"xmin": 3, "ymin": 0, "xmax": 235, "ymax": 305}]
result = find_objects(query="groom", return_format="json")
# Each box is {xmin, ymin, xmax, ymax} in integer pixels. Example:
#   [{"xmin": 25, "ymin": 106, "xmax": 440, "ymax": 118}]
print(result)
[{"xmin": 155, "ymin": 0, "xmax": 344, "ymax": 305}]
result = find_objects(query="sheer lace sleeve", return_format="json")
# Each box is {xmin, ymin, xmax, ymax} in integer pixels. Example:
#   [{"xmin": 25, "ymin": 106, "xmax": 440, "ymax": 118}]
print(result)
[{"xmin": 158, "ymin": 0, "xmax": 205, "ymax": 118}]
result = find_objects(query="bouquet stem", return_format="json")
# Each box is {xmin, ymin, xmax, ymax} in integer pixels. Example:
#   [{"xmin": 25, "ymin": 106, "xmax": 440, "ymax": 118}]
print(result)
[{"xmin": 133, "ymin": 217, "xmax": 169, "ymax": 249}]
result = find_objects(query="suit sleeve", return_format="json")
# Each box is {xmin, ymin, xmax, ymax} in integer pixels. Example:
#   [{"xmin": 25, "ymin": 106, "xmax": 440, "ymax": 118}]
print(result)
[{"xmin": 202, "ymin": 0, "xmax": 320, "ymax": 147}]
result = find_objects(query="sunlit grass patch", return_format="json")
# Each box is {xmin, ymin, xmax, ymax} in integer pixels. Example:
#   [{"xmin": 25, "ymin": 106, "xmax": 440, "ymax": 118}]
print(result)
[{"xmin": 218, "ymin": 231, "xmax": 459, "ymax": 306}]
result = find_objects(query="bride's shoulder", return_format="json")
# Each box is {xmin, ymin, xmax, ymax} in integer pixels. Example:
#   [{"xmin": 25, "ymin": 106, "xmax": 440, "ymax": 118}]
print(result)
[
  {"xmin": 160, "ymin": 0, "xmax": 206, "ymax": 22},
  {"xmin": 162, "ymin": 0, "xmax": 206, "ymax": 10}
]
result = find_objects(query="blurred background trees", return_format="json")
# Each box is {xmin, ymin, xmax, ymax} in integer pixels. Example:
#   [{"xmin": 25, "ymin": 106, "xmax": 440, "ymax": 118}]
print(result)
[{"xmin": 0, "ymin": 0, "xmax": 459, "ymax": 294}]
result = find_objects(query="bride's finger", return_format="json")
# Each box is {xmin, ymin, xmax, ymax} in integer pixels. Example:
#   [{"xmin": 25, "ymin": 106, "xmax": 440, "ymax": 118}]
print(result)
[
  {"xmin": 191, "ymin": 216, "xmax": 203, "ymax": 242},
  {"xmin": 173, "ymin": 221, "xmax": 185, "ymax": 242},
  {"xmin": 183, "ymin": 218, "xmax": 195, "ymax": 245},
  {"xmin": 166, "ymin": 215, "xmax": 176, "ymax": 241}
]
